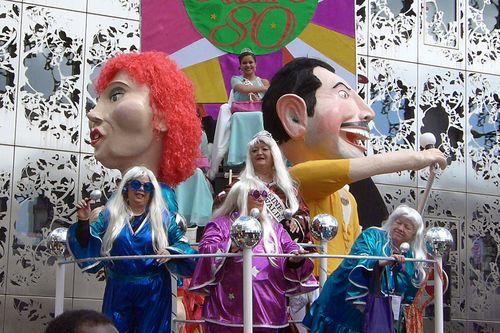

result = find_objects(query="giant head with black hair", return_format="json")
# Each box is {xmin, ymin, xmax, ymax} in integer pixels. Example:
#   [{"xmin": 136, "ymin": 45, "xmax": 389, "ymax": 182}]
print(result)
[{"xmin": 262, "ymin": 57, "xmax": 374, "ymax": 164}]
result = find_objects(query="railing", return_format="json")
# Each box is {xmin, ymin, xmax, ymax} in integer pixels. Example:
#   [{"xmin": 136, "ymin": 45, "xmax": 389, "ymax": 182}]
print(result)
[{"xmin": 52, "ymin": 249, "xmax": 445, "ymax": 333}]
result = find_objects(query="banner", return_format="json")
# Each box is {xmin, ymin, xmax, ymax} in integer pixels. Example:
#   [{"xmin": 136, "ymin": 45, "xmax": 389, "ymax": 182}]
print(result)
[{"xmin": 142, "ymin": 0, "xmax": 355, "ymax": 104}]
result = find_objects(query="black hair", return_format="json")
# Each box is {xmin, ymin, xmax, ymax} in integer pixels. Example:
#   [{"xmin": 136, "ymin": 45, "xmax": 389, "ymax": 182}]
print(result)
[
  {"xmin": 44, "ymin": 310, "xmax": 115, "ymax": 333},
  {"xmin": 262, "ymin": 57, "xmax": 335, "ymax": 144}
]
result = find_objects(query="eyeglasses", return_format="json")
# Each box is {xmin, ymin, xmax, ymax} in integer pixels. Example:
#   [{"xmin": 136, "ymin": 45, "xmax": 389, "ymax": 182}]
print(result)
[
  {"xmin": 250, "ymin": 189, "xmax": 268, "ymax": 201},
  {"xmin": 128, "ymin": 179, "xmax": 154, "ymax": 193}
]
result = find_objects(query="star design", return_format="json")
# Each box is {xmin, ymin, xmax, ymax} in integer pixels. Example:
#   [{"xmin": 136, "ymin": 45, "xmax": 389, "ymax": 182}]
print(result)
[
  {"xmin": 251, "ymin": 265, "xmax": 259, "ymax": 278},
  {"xmin": 228, "ymin": 293, "xmax": 235, "ymax": 300},
  {"xmin": 270, "ymin": 22, "xmax": 277, "ymax": 29},
  {"xmin": 210, "ymin": 13, "xmax": 217, "ymax": 20}
]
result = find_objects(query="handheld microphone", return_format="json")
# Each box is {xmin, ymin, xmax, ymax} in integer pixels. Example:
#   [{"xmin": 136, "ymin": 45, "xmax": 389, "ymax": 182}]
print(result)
[
  {"xmin": 89, "ymin": 189, "xmax": 102, "ymax": 210},
  {"xmin": 400, "ymin": 242, "xmax": 410, "ymax": 255},
  {"xmin": 250, "ymin": 208, "xmax": 260, "ymax": 219}
]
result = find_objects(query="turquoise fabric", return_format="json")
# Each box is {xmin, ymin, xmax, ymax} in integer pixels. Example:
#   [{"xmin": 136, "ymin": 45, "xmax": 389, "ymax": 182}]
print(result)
[
  {"xmin": 230, "ymin": 75, "xmax": 264, "ymax": 101},
  {"xmin": 303, "ymin": 228, "xmax": 419, "ymax": 333},
  {"xmin": 227, "ymin": 111, "xmax": 264, "ymax": 166},
  {"xmin": 175, "ymin": 168, "xmax": 214, "ymax": 227}
]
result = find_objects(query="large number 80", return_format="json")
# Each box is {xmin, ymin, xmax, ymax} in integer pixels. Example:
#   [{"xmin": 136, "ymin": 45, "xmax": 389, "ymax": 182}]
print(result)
[{"xmin": 209, "ymin": 5, "xmax": 297, "ymax": 50}]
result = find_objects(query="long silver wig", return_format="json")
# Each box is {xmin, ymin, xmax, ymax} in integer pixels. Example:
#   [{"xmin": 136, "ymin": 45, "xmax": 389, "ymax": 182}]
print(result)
[
  {"xmin": 381, "ymin": 204, "xmax": 427, "ymax": 286},
  {"xmin": 239, "ymin": 130, "xmax": 299, "ymax": 214},
  {"xmin": 101, "ymin": 166, "xmax": 168, "ymax": 256},
  {"xmin": 213, "ymin": 178, "xmax": 279, "ymax": 266}
]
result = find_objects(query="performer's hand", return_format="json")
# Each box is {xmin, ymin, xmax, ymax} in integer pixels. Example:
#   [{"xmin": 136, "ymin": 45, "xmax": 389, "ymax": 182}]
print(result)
[
  {"xmin": 229, "ymin": 243, "xmax": 241, "ymax": 253},
  {"xmin": 76, "ymin": 198, "xmax": 91, "ymax": 221},
  {"xmin": 156, "ymin": 249, "xmax": 171, "ymax": 264},
  {"xmin": 288, "ymin": 247, "xmax": 307, "ymax": 263},
  {"xmin": 288, "ymin": 218, "xmax": 300, "ymax": 234},
  {"xmin": 413, "ymin": 148, "xmax": 447, "ymax": 170},
  {"xmin": 379, "ymin": 254, "xmax": 406, "ymax": 267}
]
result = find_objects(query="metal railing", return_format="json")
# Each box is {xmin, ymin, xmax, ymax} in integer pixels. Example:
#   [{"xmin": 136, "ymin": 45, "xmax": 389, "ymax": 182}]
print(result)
[{"xmin": 52, "ymin": 249, "xmax": 446, "ymax": 333}]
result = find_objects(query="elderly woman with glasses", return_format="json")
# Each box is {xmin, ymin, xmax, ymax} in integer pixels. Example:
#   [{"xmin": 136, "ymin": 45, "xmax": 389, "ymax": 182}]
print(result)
[
  {"xmin": 190, "ymin": 178, "xmax": 317, "ymax": 332},
  {"xmin": 217, "ymin": 130, "xmax": 310, "ymax": 244},
  {"xmin": 67, "ymin": 166, "xmax": 196, "ymax": 333}
]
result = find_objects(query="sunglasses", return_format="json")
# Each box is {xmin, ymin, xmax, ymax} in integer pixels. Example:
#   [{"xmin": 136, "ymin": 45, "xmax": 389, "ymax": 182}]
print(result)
[
  {"xmin": 250, "ymin": 189, "xmax": 268, "ymax": 201},
  {"xmin": 128, "ymin": 179, "xmax": 154, "ymax": 193}
]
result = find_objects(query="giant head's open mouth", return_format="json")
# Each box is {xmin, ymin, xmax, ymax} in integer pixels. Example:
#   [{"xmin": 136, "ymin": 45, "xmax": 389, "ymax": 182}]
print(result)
[{"xmin": 339, "ymin": 121, "xmax": 370, "ymax": 151}]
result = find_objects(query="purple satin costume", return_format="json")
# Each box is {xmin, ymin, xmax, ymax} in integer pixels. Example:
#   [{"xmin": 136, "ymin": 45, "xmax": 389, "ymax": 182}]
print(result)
[{"xmin": 189, "ymin": 216, "xmax": 318, "ymax": 332}]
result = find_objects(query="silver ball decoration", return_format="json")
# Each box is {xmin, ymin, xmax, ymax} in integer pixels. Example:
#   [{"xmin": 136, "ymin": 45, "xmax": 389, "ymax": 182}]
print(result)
[
  {"xmin": 90, "ymin": 189, "xmax": 102, "ymax": 202},
  {"xmin": 230, "ymin": 215, "xmax": 262, "ymax": 248},
  {"xmin": 310, "ymin": 214, "xmax": 338, "ymax": 241},
  {"xmin": 424, "ymin": 227, "xmax": 453, "ymax": 257},
  {"xmin": 175, "ymin": 213, "xmax": 188, "ymax": 235},
  {"xmin": 47, "ymin": 227, "xmax": 68, "ymax": 256}
]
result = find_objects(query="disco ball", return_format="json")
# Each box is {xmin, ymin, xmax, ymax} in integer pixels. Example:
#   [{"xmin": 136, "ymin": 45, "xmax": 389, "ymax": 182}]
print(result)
[
  {"xmin": 425, "ymin": 227, "xmax": 453, "ymax": 257},
  {"xmin": 310, "ymin": 214, "xmax": 338, "ymax": 241},
  {"xmin": 230, "ymin": 215, "xmax": 262, "ymax": 248}
]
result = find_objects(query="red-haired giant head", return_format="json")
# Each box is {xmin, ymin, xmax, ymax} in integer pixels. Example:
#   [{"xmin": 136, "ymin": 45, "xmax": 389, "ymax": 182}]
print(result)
[{"xmin": 88, "ymin": 52, "xmax": 201, "ymax": 187}]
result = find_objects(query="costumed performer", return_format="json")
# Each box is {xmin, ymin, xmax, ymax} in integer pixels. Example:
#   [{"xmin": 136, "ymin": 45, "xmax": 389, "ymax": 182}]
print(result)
[
  {"xmin": 189, "ymin": 178, "xmax": 318, "ymax": 333},
  {"xmin": 67, "ymin": 166, "xmax": 197, "ymax": 333},
  {"xmin": 262, "ymin": 57, "xmax": 447, "ymax": 273},
  {"xmin": 216, "ymin": 130, "xmax": 310, "ymax": 243},
  {"xmin": 208, "ymin": 48, "xmax": 270, "ymax": 180},
  {"xmin": 87, "ymin": 51, "xmax": 202, "ymax": 212},
  {"xmin": 303, "ymin": 205, "xmax": 427, "ymax": 333}
]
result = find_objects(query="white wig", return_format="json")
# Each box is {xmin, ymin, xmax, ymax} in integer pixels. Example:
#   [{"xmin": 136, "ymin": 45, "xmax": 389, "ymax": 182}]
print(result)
[
  {"xmin": 239, "ymin": 130, "xmax": 299, "ymax": 214},
  {"xmin": 213, "ymin": 178, "xmax": 279, "ymax": 266},
  {"xmin": 382, "ymin": 204, "xmax": 427, "ymax": 286},
  {"xmin": 101, "ymin": 166, "xmax": 168, "ymax": 256}
]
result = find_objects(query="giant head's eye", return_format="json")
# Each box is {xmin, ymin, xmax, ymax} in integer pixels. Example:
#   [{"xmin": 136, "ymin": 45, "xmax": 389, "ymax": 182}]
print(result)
[{"xmin": 338, "ymin": 90, "xmax": 349, "ymax": 99}]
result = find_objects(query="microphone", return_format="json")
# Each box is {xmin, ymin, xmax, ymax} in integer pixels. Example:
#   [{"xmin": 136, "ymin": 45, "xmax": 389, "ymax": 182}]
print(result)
[
  {"xmin": 89, "ymin": 189, "xmax": 102, "ymax": 210},
  {"xmin": 90, "ymin": 189, "xmax": 102, "ymax": 202},
  {"xmin": 283, "ymin": 208, "xmax": 293, "ymax": 220},
  {"xmin": 250, "ymin": 208, "xmax": 260, "ymax": 219},
  {"xmin": 399, "ymin": 242, "xmax": 410, "ymax": 255}
]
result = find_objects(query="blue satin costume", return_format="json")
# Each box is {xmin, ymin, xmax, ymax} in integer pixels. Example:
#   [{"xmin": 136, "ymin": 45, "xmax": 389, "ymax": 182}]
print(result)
[
  {"xmin": 303, "ymin": 228, "xmax": 419, "ymax": 333},
  {"xmin": 67, "ymin": 184, "xmax": 196, "ymax": 333}
]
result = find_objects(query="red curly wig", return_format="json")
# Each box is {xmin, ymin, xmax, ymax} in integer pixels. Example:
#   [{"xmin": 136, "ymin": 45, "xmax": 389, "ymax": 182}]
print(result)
[{"xmin": 95, "ymin": 52, "xmax": 201, "ymax": 187}]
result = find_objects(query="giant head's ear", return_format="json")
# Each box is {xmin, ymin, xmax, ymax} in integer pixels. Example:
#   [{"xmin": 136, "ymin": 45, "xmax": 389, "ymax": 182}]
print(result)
[{"xmin": 276, "ymin": 94, "xmax": 308, "ymax": 140}]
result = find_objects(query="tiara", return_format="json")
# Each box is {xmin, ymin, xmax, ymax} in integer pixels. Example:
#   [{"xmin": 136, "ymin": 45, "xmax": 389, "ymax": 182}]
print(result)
[
  {"xmin": 252, "ymin": 130, "xmax": 273, "ymax": 140},
  {"xmin": 240, "ymin": 47, "xmax": 254, "ymax": 55}
]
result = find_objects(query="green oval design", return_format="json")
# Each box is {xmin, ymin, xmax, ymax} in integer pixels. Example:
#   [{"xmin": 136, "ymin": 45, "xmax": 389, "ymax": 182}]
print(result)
[{"xmin": 184, "ymin": 0, "xmax": 318, "ymax": 55}]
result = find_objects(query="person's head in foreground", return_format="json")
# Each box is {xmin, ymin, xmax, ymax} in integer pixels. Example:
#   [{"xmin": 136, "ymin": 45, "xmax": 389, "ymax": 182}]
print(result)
[
  {"xmin": 87, "ymin": 51, "xmax": 201, "ymax": 186},
  {"xmin": 45, "ymin": 310, "xmax": 118, "ymax": 333},
  {"xmin": 262, "ymin": 57, "xmax": 375, "ymax": 163}
]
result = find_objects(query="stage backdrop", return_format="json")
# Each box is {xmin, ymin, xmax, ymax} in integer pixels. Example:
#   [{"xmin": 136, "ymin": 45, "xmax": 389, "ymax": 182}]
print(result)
[{"xmin": 142, "ymin": 0, "xmax": 356, "ymax": 110}]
